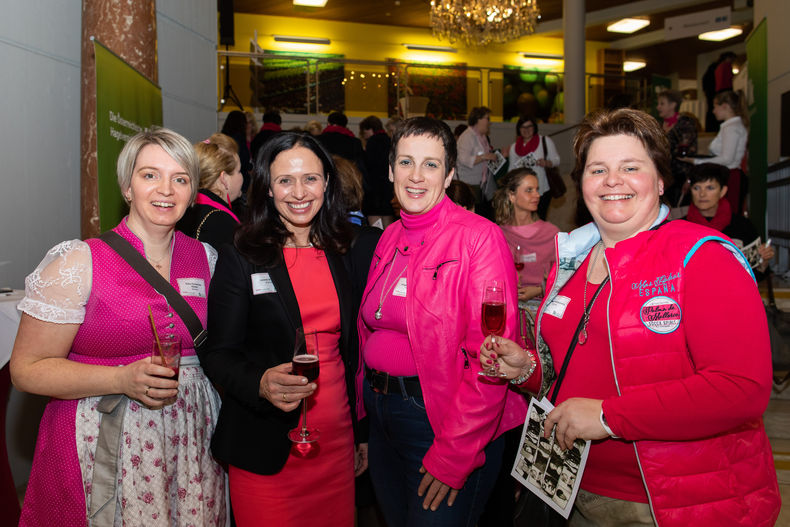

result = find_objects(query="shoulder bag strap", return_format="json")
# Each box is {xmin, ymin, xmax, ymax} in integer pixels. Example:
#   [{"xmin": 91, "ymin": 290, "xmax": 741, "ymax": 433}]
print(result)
[
  {"xmin": 99, "ymin": 231, "xmax": 207, "ymax": 349},
  {"xmin": 549, "ymin": 276, "xmax": 609, "ymax": 404},
  {"xmin": 195, "ymin": 208, "xmax": 220, "ymax": 240}
]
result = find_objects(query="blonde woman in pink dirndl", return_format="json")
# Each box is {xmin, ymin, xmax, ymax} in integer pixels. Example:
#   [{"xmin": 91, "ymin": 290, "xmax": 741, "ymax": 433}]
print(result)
[{"xmin": 11, "ymin": 128, "xmax": 226, "ymax": 526}]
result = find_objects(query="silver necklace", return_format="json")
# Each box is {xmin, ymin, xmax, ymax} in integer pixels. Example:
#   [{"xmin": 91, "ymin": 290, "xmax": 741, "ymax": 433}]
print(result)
[
  {"xmin": 579, "ymin": 241, "xmax": 605, "ymax": 345},
  {"xmin": 374, "ymin": 250, "xmax": 407, "ymax": 320}
]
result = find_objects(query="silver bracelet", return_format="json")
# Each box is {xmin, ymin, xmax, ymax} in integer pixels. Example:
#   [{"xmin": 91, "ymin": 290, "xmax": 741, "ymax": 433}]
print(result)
[{"xmin": 510, "ymin": 348, "xmax": 537, "ymax": 386}]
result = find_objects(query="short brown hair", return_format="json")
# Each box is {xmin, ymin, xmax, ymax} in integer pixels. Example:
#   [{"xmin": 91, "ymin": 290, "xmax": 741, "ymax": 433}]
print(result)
[
  {"xmin": 571, "ymin": 108, "xmax": 671, "ymax": 188},
  {"xmin": 389, "ymin": 117, "xmax": 457, "ymax": 178},
  {"xmin": 657, "ymin": 89, "xmax": 683, "ymax": 111}
]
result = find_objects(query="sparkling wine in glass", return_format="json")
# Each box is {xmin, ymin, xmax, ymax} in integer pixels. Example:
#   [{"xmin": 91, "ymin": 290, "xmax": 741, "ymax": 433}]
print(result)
[
  {"xmin": 479, "ymin": 280, "xmax": 506, "ymax": 377},
  {"xmin": 288, "ymin": 327, "xmax": 320, "ymax": 449}
]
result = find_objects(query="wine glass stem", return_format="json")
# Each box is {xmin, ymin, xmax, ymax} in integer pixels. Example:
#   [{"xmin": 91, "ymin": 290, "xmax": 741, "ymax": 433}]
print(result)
[{"xmin": 301, "ymin": 398, "xmax": 309, "ymax": 437}]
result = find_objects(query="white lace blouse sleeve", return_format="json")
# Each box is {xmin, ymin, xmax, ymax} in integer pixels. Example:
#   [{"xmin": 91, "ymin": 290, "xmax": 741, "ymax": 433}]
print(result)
[
  {"xmin": 202, "ymin": 242, "xmax": 218, "ymax": 277},
  {"xmin": 17, "ymin": 240, "xmax": 92, "ymax": 324}
]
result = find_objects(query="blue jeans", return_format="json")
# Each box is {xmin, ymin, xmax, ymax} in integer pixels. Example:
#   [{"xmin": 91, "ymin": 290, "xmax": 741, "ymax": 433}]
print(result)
[{"xmin": 363, "ymin": 381, "xmax": 504, "ymax": 527}]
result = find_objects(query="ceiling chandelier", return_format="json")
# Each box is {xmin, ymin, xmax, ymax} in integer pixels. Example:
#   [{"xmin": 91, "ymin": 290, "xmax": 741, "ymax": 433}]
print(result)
[{"xmin": 430, "ymin": 0, "xmax": 541, "ymax": 47}]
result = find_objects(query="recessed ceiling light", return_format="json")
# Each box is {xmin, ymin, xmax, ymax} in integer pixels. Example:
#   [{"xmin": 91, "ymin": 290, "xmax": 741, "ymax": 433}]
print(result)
[
  {"xmin": 293, "ymin": 0, "xmax": 328, "ymax": 6},
  {"xmin": 698, "ymin": 27, "xmax": 743, "ymax": 41},
  {"xmin": 607, "ymin": 18, "xmax": 650, "ymax": 34},
  {"xmin": 623, "ymin": 60, "xmax": 646, "ymax": 72}
]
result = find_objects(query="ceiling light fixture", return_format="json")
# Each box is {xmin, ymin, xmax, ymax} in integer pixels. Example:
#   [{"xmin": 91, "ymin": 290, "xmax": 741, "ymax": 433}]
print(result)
[
  {"xmin": 698, "ymin": 27, "xmax": 743, "ymax": 41},
  {"xmin": 293, "ymin": 0, "xmax": 328, "ymax": 7},
  {"xmin": 623, "ymin": 60, "xmax": 646, "ymax": 72},
  {"xmin": 273, "ymin": 35, "xmax": 331, "ymax": 45},
  {"xmin": 607, "ymin": 18, "xmax": 650, "ymax": 34},
  {"xmin": 430, "ymin": 0, "xmax": 541, "ymax": 47},
  {"xmin": 403, "ymin": 44, "xmax": 458, "ymax": 53},
  {"xmin": 520, "ymin": 52, "xmax": 563, "ymax": 70}
]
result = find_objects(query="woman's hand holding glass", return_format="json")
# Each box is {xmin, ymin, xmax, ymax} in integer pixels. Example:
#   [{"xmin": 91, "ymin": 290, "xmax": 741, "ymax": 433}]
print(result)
[
  {"xmin": 259, "ymin": 362, "xmax": 316, "ymax": 412},
  {"xmin": 479, "ymin": 335, "xmax": 535, "ymax": 380},
  {"xmin": 116, "ymin": 357, "xmax": 179, "ymax": 409}
]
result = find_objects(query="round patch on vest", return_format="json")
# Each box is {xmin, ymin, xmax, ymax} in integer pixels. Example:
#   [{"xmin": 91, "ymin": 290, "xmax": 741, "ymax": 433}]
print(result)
[{"xmin": 640, "ymin": 296, "xmax": 682, "ymax": 334}]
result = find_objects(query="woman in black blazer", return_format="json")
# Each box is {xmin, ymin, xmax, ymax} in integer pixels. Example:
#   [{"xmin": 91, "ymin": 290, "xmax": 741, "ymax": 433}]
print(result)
[{"xmin": 201, "ymin": 132, "xmax": 378, "ymax": 527}]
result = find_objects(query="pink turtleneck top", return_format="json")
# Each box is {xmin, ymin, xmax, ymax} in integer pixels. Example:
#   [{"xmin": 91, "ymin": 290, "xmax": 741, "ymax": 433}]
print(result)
[{"xmin": 361, "ymin": 196, "xmax": 451, "ymax": 376}]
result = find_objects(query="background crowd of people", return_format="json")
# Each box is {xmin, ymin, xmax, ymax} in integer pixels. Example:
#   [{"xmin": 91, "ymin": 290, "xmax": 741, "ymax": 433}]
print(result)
[{"xmin": 9, "ymin": 101, "xmax": 781, "ymax": 527}]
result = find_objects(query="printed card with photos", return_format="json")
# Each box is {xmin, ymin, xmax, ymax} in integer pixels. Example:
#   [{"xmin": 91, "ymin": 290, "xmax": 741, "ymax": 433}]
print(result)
[{"xmin": 510, "ymin": 397, "xmax": 591, "ymax": 519}]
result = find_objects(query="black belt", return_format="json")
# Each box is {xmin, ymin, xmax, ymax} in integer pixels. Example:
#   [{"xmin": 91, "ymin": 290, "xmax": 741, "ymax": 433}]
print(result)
[{"xmin": 365, "ymin": 368, "xmax": 422, "ymax": 398}]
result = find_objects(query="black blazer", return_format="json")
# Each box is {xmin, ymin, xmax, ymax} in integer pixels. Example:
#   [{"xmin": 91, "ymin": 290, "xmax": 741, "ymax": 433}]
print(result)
[{"xmin": 201, "ymin": 230, "xmax": 379, "ymax": 475}]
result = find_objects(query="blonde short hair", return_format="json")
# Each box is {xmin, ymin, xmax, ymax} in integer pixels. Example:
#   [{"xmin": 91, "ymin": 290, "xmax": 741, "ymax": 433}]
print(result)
[{"xmin": 117, "ymin": 127, "xmax": 199, "ymax": 205}]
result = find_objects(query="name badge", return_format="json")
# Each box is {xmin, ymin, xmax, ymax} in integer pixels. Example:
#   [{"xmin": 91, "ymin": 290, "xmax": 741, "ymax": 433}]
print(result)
[
  {"xmin": 524, "ymin": 252, "xmax": 537, "ymax": 263},
  {"xmin": 251, "ymin": 273, "xmax": 277, "ymax": 295},
  {"xmin": 177, "ymin": 278, "xmax": 206, "ymax": 298},
  {"xmin": 392, "ymin": 277, "xmax": 407, "ymax": 297},
  {"xmin": 544, "ymin": 295, "xmax": 570, "ymax": 319}
]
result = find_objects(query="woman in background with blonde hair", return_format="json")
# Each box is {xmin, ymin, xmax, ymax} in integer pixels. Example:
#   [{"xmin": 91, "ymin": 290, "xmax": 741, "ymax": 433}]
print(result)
[{"xmin": 177, "ymin": 133, "xmax": 243, "ymax": 249}]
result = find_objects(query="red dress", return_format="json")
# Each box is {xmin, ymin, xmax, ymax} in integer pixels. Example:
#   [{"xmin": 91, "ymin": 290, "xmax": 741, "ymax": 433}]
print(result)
[{"xmin": 229, "ymin": 248, "xmax": 355, "ymax": 526}]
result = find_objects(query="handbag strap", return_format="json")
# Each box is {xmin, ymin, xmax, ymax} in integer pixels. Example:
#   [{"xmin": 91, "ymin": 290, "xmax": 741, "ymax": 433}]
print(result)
[
  {"xmin": 195, "ymin": 208, "xmax": 220, "ymax": 240},
  {"xmin": 99, "ymin": 231, "xmax": 207, "ymax": 349},
  {"xmin": 549, "ymin": 276, "xmax": 609, "ymax": 404},
  {"xmin": 542, "ymin": 135, "xmax": 548, "ymax": 158}
]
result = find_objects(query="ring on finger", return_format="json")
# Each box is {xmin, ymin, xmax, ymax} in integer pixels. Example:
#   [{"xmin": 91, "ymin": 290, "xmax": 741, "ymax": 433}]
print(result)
[
  {"xmin": 282, "ymin": 393, "xmax": 287, "ymax": 402},
  {"xmin": 145, "ymin": 387, "xmax": 150, "ymax": 397}
]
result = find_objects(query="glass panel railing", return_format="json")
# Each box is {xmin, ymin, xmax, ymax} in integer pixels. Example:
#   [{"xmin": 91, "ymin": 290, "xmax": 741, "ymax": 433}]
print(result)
[{"xmin": 218, "ymin": 51, "xmax": 648, "ymax": 124}]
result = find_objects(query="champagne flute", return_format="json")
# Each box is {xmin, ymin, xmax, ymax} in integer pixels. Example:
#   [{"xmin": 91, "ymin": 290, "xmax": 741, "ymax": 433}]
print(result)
[
  {"xmin": 479, "ymin": 280, "xmax": 506, "ymax": 377},
  {"xmin": 288, "ymin": 327, "xmax": 320, "ymax": 448}
]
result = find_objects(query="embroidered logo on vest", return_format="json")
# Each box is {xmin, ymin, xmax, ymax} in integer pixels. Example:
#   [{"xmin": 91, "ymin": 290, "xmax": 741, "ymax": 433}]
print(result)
[{"xmin": 640, "ymin": 296, "xmax": 682, "ymax": 334}]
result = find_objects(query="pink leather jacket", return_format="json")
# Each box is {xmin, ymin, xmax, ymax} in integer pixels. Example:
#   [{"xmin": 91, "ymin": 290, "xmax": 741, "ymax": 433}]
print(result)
[{"xmin": 358, "ymin": 201, "xmax": 528, "ymax": 488}]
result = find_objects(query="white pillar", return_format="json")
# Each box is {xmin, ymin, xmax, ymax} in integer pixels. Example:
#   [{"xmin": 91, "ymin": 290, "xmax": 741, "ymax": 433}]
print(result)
[{"xmin": 563, "ymin": 0, "xmax": 586, "ymax": 125}]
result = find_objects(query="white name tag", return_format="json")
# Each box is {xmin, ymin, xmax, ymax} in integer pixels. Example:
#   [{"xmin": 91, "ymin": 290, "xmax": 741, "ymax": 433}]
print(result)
[
  {"xmin": 251, "ymin": 273, "xmax": 277, "ymax": 295},
  {"xmin": 523, "ymin": 252, "xmax": 537, "ymax": 263},
  {"xmin": 177, "ymin": 278, "xmax": 206, "ymax": 298},
  {"xmin": 392, "ymin": 277, "xmax": 407, "ymax": 297},
  {"xmin": 544, "ymin": 295, "xmax": 570, "ymax": 319}
]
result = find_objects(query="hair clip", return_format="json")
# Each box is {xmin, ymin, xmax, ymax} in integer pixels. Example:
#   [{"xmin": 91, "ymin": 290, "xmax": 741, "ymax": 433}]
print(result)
[{"xmin": 202, "ymin": 138, "xmax": 211, "ymax": 144}]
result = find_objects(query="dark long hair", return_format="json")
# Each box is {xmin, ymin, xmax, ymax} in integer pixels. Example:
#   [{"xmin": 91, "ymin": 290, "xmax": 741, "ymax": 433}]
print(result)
[{"xmin": 234, "ymin": 132, "xmax": 353, "ymax": 266}]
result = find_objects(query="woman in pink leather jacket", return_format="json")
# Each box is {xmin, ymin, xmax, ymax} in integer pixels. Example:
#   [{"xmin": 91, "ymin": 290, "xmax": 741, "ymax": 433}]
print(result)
[{"xmin": 358, "ymin": 117, "xmax": 527, "ymax": 527}]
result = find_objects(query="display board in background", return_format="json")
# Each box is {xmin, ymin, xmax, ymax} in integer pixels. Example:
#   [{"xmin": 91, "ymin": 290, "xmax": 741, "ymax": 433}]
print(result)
[{"xmin": 94, "ymin": 38, "xmax": 163, "ymax": 232}]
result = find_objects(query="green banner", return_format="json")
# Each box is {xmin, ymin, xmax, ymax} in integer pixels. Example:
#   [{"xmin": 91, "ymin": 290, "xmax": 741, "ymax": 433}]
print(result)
[
  {"xmin": 746, "ymin": 19, "xmax": 767, "ymax": 236},
  {"xmin": 94, "ymin": 39, "xmax": 162, "ymax": 232}
]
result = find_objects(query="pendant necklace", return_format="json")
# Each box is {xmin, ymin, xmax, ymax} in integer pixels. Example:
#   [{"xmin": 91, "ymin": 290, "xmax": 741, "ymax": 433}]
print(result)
[
  {"xmin": 579, "ymin": 241, "xmax": 605, "ymax": 345},
  {"xmin": 146, "ymin": 237, "xmax": 174, "ymax": 271},
  {"xmin": 374, "ymin": 249, "xmax": 407, "ymax": 320}
]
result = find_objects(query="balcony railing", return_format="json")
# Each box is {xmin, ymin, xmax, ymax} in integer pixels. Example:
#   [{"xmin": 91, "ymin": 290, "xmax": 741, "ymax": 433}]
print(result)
[{"xmin": 218, "ymin": 50, "xmax": 649, "ymax": 122}]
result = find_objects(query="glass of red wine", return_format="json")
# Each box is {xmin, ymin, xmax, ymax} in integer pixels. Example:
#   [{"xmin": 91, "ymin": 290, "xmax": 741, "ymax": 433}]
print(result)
[
  {"xmin": 514, "ymin": 245, "xmax": 527, "ymax": 273},
  {"xmin": 288, "ymin": 327, "xmax": 320, "ymax": 448},
  {"xmin": 479, "ymin": 280, "xmax": 506, "ymax": 377}
]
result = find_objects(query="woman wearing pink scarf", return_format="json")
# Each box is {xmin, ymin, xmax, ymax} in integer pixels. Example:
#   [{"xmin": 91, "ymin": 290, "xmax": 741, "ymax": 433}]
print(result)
[{"xmin": 506, "ymin": 116, "xmax": 560, "ymax": 219}]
